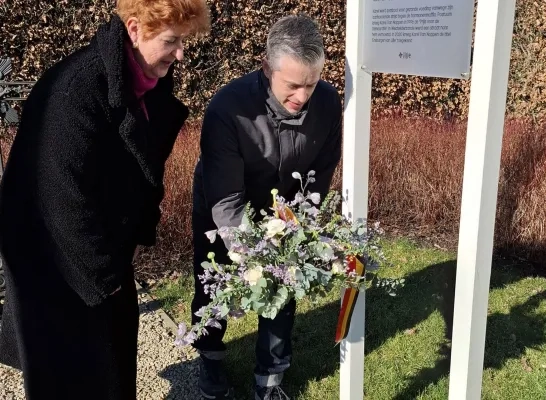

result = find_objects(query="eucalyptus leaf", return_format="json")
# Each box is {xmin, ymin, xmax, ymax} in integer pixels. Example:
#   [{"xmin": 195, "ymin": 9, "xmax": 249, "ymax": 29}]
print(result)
[
  {"xmin": 220, "ymin": 304, "xmax": 230, "ymax": 318},
  {"xmin": 294, "ymin": 288, "xmax": 306, "ymax": 299},
  {"xmin": 252, "ymin": 300, "xmax": 266, "ymax": 311},
  {"xmin": 278, "ymin": 286, "xmax": 289, "ymax": 298},
  {"xmin": 250, "ymin": 284, "xmax": 263, "ymax": 294},
  {"xmin": 268, "ymin": 308, "xmax": 279, "ymax": 319}
]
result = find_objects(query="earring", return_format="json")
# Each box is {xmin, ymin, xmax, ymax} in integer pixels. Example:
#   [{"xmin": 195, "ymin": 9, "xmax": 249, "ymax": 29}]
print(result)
[{"xmin": 133, "ymin": 41, "xmax": 138, "ymax": 49}]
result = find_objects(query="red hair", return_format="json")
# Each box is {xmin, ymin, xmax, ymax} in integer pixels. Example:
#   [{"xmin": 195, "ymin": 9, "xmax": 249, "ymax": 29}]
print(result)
[{"xmin": 116, "ymin": 0, "xmax": 210, "ymax": 39}]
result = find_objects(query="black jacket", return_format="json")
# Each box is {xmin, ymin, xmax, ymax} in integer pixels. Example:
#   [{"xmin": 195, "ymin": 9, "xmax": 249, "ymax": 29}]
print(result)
[
  {"xmin": 193, "ymin": 69, "xmax": 342, "ymax": 231},
  {"xmin": 0, "ymin": 15, "xmax": 187, "ymax": 399}
]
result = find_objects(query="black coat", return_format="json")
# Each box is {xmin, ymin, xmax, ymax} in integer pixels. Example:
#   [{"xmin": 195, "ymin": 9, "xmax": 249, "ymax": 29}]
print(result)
[
  {"xmin": 0, "ymin": 15, "xmax": 188, "ymax": 399},
  {"xmin": 193, "ymin": 69, "xmax": 342, "ymax": 231}
]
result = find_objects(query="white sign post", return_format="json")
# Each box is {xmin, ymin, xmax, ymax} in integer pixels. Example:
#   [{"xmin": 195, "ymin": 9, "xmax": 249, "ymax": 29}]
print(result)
[
  {"xmin": 341, "ymin": 0, "xmax": 371, "ymax": 398},
  {"xmin": 342, "ymin": 0, "xmax": 474, "ymax": 398},
  {"xmin": 342, "ymin": 0, "xmax": 515, "ymax": 398},
  {"xmin": 448, "ymin": 0, "xmax": 516, "ymax": 399}
]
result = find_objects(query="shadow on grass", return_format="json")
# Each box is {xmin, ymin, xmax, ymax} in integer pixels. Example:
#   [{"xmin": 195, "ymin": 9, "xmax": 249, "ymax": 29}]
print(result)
[
  {"xmin": 391, "ymin": 257, "xmax": 545, "ymax": 400},
  {"xmin": 157, "ymin": 258, "xmax": 545, "ymax": 399}
]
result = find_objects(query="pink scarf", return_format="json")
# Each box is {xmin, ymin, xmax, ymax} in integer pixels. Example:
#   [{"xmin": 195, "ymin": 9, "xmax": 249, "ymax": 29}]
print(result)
[{"xmin": 124, "ymin": 41, "xmax": 158, "ymax": 120}]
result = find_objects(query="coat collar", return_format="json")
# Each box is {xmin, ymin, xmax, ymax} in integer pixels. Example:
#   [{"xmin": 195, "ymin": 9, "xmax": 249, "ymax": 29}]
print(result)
[
  {"xmin": 93, "ymin": 15, "xmax": 182, "ymax": 187},
  {"xmin": 95, "ymin": 14, "xmax": 127, "ymax": 108},
  {"xmin": 95, "ymin": 14, "xmax": 176, "ymax": 109}
]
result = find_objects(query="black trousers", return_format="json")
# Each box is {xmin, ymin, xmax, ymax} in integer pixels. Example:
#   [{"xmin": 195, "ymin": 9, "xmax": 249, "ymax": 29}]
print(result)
[{"xmin": 191, "ymin": 210, "xmax": 296, "ymax": 386}]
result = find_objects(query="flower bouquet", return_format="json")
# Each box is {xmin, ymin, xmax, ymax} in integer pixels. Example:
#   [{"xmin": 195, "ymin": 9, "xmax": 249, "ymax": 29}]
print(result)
[{"xmin": 176, "ymin": 171, "xmax": 403, "ymax": 347}]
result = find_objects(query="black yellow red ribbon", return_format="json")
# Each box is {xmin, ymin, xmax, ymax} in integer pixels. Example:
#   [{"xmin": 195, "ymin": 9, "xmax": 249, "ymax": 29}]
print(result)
[
  {"xmin": 271, "ymin": 189, "xmax": 365, "ymax": 343},
  {"xmin": 335, "ymin": 256, "xmax": 365, "ymax": 343}
]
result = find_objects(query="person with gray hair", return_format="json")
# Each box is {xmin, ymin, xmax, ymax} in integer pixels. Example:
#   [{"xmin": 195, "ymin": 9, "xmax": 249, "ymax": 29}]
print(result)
[{"xmin": 190, "ymin": 14, "xmax": 342, "ymax": 400}]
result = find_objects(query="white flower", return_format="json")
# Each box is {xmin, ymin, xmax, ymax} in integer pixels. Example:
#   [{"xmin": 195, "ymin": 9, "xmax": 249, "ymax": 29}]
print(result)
[
  {"xmin": 305, "ymin": 206, "xmax": 319, "ymax": 217},
  {"xmin": 205, "ymin": 230, "xmax": 217, "ymax": 243},
  {"xmin": 331, "ymin": 260, "xmax": 345, "ymax": 274},
  {"xmin": 308, "ymin": 193, "xmax": 321, "ymax": 205},
  {"xmin": 238, "ymin": 223, "xmax": 250, "ymax": 233},
  {"xmin": 228, "ymin": 251, "xmax": 246, "ymax": 264},
  {"xmin": 287, "ymin": 266, "xmax": 301, "ymax": 281},
  {"xmin": 243, "ymin": 266, "xmax": 263, "ymax": 285},
  {"xmin": 294, "ymin": 193, "xmax": 305, "ymax": 204},
  {"xmin": 265, "ymin": 218, "xmax": 286, "ymax": 238}
]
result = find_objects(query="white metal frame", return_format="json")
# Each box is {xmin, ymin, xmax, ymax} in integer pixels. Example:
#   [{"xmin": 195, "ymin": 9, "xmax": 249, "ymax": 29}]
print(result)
[
  {"xmin": 340, "ymin": 0, "xmax": 372, "ymax": 398},
  {"xmin": 448, "ymin": 0, "xmax": 516, "ymax": 398},
  {"xmin": 341, "ymin": 0, "xmax": 516, "ymax": 399}
]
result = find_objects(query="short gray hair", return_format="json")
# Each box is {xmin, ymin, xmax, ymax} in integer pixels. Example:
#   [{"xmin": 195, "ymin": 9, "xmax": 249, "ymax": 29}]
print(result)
[{"xmin": 266, "ymin": 14, "xmax": 325, "ymax": 70}]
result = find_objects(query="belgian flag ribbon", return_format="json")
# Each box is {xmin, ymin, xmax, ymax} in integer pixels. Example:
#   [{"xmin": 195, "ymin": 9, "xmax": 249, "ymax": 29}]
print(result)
[{"xmin": 335, "ymin": 255, "xmax": 365, "ymax": 343}]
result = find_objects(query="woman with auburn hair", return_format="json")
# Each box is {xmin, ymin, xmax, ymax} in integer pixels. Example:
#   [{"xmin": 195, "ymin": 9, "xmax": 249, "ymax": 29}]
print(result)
[{"xmin": 0, "ymin": 1, "xmax": 209, "ymax": 399}]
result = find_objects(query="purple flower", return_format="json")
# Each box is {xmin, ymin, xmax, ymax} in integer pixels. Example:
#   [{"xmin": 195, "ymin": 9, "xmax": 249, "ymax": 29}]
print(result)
[
  {"xmin": 250, "ymin": 240, "xmax": 269, "ymax": 256},
  {"xmin": 276, "ymin": 195, "xmax": 287, "ymax": 204},
  {"xmin": 286, "ymin": 220, "xmax": 298, "ymax": 232},
  {"xmin": 174, "ymin": 330, "xmax": 198, "ymax": 347},
  {"xmin": 198, "ymin": 268, "xmax": 214, "ymax": 284},
  {"xmin": 230, "ymin": 242, "xmax": 250, "ymax": 254},
  {"xmin": 290, "ymin": 193, "xmax": 305, "ymax": 206},
  {"xmin": 194, "ymin": 307, "xmax": 206, "ymax": 318},
  {"xmin": 236, "ymin": 266, "xmax": 248, "ymax": 278},
  {"xmin": 205, "ymin": 318, "xmax": 223, "ymax": 330},
  {"xmin": 185, "ymin": 331, "xmax": 198, "ymax": 343},
  {"xmin": 218, "ymin": 226, "xmax": 235, "ymax": 241},
  {"xmin": 264, "ymin": 264, "xmax": 283, "ymax": 280},
  {"xmin": 210, "ymin": 306, "xmax": 224, "ymax": 319},
  {"xmin": 264, "ymin": 264, "xmax": 296, "ymax": 286},
  {"xmin": 177, "ymin": 322, "xmax": 187, "ymax": 337}
]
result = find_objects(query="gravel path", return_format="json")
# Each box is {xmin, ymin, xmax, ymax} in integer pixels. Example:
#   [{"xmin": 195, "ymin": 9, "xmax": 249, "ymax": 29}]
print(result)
[{"xmin": 0, "ymin": 289, "xmax": 200, "ymax": 400}]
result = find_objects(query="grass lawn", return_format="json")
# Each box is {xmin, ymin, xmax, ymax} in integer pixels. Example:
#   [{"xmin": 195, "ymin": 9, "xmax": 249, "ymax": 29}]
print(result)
[{"xmin": 150, "ymin": 239, "xmax": 546, "ymax": 399}]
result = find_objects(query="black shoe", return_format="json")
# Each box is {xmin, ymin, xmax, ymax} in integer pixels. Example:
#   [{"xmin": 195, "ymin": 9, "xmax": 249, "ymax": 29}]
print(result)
[
  {"xmin": 198, "ymin": 356, "xmax": 234, "ymax": 399},
  {"xmin": 255, "ymin": 385, "xmax": 290, "ymax": 400}
]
